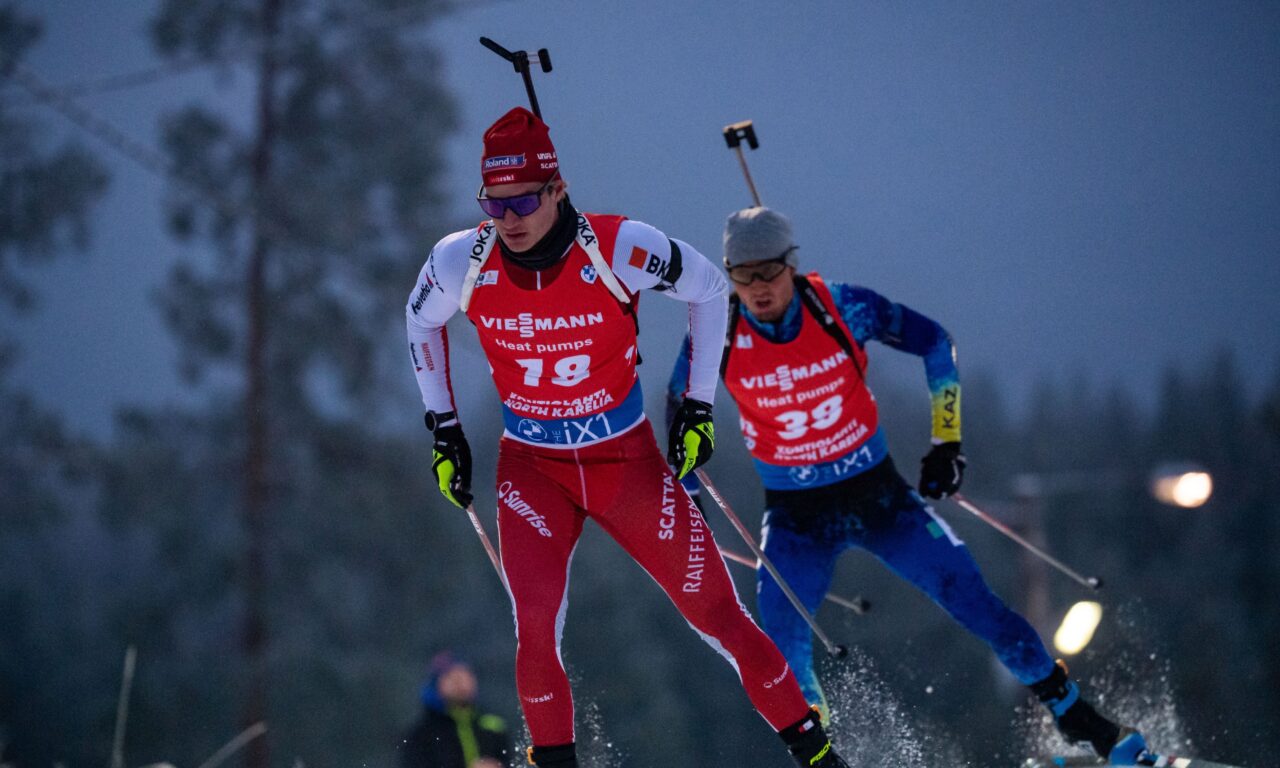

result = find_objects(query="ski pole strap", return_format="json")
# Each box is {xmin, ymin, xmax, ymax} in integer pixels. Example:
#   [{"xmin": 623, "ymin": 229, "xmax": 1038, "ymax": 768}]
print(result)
[{"xmin": 459, "ymin": 221, "xmax": 499, "ymax": 312}]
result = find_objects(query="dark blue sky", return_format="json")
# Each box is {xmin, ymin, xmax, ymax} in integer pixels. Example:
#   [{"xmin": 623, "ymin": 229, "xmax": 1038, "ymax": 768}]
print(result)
[{"xmin": 7, "ymin": 0, "xmax": 1279, "ymax": 437}]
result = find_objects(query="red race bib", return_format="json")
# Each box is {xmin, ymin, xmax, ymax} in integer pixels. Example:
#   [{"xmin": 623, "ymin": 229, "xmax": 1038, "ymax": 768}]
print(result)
[
  {"xmin": 465, "ymin": 214, "xmax": 639, "ymax": 423},
  {"xmin": 725, "ymin": 273, "xmax": 879, "ymax": 466}
]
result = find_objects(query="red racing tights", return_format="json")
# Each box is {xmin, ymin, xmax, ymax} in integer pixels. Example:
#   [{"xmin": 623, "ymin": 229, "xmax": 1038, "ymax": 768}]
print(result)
[{"xmin": 494, "ymin": 420, "xmax": 809, "ymax": 747}]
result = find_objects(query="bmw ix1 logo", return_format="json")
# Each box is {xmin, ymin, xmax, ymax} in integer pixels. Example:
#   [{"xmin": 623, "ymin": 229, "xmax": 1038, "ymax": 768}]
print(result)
[
  {"xmin": 517, "ymin": 419, "xmax": 549, "ymax": 442},
  {"xmin": 788, "ymin": 465, "xmax": 820, "ymax": 486}
]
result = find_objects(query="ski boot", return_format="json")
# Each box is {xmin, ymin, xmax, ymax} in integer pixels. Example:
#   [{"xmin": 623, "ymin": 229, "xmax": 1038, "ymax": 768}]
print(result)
[
  {"xmin": 527, "ymin": 742, "xmax": 577, "ymax": 767},
  {"xmin": 1030, "ymin": 660, "xmax": 1149, "ymax": 766},
  {"xmin": 780, "ymin": 706, "xmax": 851, "ymax": 767}
]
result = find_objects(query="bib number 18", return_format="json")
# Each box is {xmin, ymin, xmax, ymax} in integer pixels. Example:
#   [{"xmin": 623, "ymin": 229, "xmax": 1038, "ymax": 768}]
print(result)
[{"xmin": 516, "ymin": 354, "xmax": 591, "ymax": 387}]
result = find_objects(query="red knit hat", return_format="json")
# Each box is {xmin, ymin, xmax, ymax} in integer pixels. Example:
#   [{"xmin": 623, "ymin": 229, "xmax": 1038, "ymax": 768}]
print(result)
[{"xmin": 480, "ymin": 107, "xmax": 559, "ymax": 187}]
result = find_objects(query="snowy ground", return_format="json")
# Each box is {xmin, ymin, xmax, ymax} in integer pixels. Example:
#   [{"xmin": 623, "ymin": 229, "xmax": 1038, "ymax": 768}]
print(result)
[{"xmin": 509, "ymin": 606, "xmax": 1223, "ymax": 767}]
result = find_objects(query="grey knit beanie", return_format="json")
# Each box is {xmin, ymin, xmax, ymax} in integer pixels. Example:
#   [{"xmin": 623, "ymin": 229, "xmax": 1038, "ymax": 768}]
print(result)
[{"xmin": 723, "ymin": 206, "xmax": 798, "ymax": 268}]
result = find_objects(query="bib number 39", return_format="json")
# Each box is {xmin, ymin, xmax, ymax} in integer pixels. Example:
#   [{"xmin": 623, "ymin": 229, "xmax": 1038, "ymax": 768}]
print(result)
[
  {"xmin": 776, "ymin": 395, "xmax": 843, "ymax": 440},
  {"xmin": 516, "ymin": 354, "xmax": 591, "ymax": 387}
]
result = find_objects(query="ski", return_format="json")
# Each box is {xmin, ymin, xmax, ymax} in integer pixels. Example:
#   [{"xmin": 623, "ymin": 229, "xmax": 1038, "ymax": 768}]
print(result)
[
  {"xmin": 1135, "ymin": 758, "xmax": 1249, "ymax": 768},
  {"xmin": 1023, "ymin": 754, "xmax": 1248, "ymax": 768},
  {"xmin": 1023, "ymin": 758, "xmax": 1105, "ymax": 767}
]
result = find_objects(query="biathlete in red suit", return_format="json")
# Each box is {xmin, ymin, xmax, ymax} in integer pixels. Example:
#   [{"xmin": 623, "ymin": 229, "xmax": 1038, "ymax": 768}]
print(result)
[{"xmin": 405, "ymin": 108, "xmax": 849, "ymax": 768}]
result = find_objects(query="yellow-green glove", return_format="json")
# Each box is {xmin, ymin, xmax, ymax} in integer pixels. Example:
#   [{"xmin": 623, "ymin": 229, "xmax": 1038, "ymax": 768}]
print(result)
[
  {"xmin": 425, "ymin": 411, "xmax": 472, "ymax": 508},
  {"xmin": 667, "ymin": 398, "xmax": 715, "ymax": 480}
]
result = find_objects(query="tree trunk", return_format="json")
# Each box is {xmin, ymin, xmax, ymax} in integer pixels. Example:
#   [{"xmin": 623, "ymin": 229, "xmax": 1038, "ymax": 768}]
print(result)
[{"xmin": 243, "ymin": 0, "xmax": 280, "ymax": 766}]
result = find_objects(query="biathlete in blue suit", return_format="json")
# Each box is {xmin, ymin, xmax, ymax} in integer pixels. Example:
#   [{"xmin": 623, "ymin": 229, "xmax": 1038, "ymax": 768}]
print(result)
[{"xmin": 668, "ymin": 207, "xmax": 1148, "ymax": 765}]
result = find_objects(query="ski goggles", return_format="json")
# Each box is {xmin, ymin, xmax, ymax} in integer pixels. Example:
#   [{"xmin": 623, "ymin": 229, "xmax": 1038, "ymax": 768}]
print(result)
[
  {"xmin": 726, "ymin": 247, "xmax": 796, "ymax": 285},
  {"xmin": 476, "ymin": 175, "xmax": 559, "ymax": 219}
]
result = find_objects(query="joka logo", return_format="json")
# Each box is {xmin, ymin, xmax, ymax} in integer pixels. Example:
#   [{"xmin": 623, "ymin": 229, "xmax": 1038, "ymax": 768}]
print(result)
[
  {"xmin": 736, "ymin": 333, "xmax": 754, "ymax": 349},
  {"xmin": 517, "ymin": 419, "xmax": 549, "ymax": 442},
  {"xmin": 628, "ymin": 246, "xmax": 670, "ymax": 278},
  {"xmin": 574, "ymin": 214, "xmax": 596, "ymax": 246},
  {"xmin": 471, "ymin": 223, "xmax": 495, "ymax": 258},
  {"xmin": 483, "ymin": 153, "xmax": 526, "ymax": 171},
  {"xmin": 789, "ymin": 465, "xmax": 820, "ymax": 486},
  {"xmin": 580, "ymin": 264, "xmax": 598, "ymax": 284},
  {"xmin": 476, "ymin": 270, "xmax": 499, "ymax": 287}
]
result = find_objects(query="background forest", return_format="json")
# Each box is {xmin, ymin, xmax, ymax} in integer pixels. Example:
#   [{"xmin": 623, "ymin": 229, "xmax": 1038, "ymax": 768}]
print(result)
[{"xmin": 2, "ymin": 1, "xmax": 1278, "ymax": 767}]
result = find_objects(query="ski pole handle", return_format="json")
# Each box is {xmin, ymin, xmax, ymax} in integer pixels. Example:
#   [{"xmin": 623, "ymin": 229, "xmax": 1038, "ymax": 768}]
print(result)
[
  {"xmin": 479, "ymin": 36, "xmax": 515, "ymax": 63},
  {"xmin": 479, "ymin": 37, "xmax": 553, "ymax": 119},
  {"xmin": 696, "ymin": 469, "xmax": 849, "ymax": 658},
  {"xmin": 722, "ymin": 120, "xmax": 763, "ymax": 206},
  {"xmin": 951, "ymin": 494, "xmax": 1102, "ymax": 591}
]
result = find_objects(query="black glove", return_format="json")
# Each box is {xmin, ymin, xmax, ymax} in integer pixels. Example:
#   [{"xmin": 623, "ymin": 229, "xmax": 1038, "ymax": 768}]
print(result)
[
  {"xmin": 425, "ymin": 411, "xmax": 472, "ymax": 508},
  {"xmin": 668, "ymin": 398, "xmax": 715, "ymax": 481},
  {"xmin": 919, "ymin": 441, "xmax": 965, "ymax": 499}
]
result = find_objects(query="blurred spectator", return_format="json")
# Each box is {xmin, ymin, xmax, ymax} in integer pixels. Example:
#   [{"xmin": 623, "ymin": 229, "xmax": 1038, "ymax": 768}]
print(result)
[{"xmin": 399, "ymin": 652, "xmax": 512, "ymax": 768}]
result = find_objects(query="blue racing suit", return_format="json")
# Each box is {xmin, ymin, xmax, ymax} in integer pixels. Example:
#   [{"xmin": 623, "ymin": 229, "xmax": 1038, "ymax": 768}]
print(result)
[{"xmin": 668, "ymin": 281, "xmax": 1055, "ymax": 714}]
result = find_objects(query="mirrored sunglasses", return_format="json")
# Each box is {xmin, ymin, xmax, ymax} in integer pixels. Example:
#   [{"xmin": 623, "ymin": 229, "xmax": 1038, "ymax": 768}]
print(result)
[{"xmin": 476, "ymin": 176, "xmax": 558, "ymax": 219}]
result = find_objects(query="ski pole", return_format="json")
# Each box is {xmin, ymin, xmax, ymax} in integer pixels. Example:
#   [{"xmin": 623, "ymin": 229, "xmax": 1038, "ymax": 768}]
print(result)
[
  {"xmin": 950, "ymin": 494, "xmax": 1102, "ymax": 591},
  {"xmin": 466, "ymin": 504, "xmax": 510, "ymax": 591},
  {"xmin": 479, "ymin": 37, "xmax": 553, "ymax": 119},
  {"xmin": 696, "ymin": 469, "xmax": 849, "ymax": 658},
  {"xmin": 109, "ymin": 645, "xmax": 136, "ymax": 768},
  {"xmin": 722, "ymin": 120, "xmax": 763, "ymax": 206},
  {"xmin": 192, "ymin": 722, "xmax": 268, "ymax": 768},
  {"xmin": 718, "ymin": 547, "xmax": 872, "ymax": 615}
]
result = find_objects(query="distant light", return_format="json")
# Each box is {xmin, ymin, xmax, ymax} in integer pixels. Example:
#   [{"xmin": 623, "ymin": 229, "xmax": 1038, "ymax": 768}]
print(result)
[
  {"xmin": 1150, "ymin": 465, "xmax": 1214, "ymax": 508},
  {"xmin": 1054, "ymin": 601, "xmax": 1103, "ymax": 656},
  {"xmin": 1171, "ymin": 473, "xmax": 1213, "ymax": 507}
]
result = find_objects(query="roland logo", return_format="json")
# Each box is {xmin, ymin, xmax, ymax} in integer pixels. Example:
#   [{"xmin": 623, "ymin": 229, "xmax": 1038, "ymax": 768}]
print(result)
[{"xmin": 483, "ymin": 153, "xmax": 526, "ymax": 170}]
